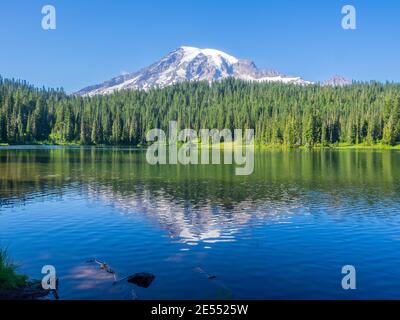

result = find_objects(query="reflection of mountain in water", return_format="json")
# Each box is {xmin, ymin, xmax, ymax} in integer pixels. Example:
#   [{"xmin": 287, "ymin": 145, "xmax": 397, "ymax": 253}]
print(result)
[
  {"xmin": 1, "ymin": 147, "xmax": 400, "ymax": 244},
  {"xmin": 89, "ymin": 185, "xmax": 302, "ymax": 246}
]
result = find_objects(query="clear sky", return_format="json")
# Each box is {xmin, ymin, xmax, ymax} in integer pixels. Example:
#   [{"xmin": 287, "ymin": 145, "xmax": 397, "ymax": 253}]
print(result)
[{"xmin": 1, "ymin": 0, "xmax": 399, "ymax": 93}]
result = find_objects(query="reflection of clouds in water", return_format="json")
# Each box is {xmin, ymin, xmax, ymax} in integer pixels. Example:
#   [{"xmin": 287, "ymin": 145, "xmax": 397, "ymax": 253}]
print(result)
[
  {"xmin": 64, "ymin": 265, "xmax": 115, "ymax": 290},
  {"xmin": 63, "ymin": 264, "xmax": 134, "ymax": 299},
  {"xmin": 88, "ymin": 185, "xmax": 305, "ymax": 248},
  {"xmin": 165, "ymin": 253, "xmax": 187, "ymax": 262}
]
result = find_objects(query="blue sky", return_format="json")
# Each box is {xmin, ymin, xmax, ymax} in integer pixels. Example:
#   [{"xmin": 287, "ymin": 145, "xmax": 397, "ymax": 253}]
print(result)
[{"xmin": 1, "ymin": 0, "xmax": 399, "ymax": 93}]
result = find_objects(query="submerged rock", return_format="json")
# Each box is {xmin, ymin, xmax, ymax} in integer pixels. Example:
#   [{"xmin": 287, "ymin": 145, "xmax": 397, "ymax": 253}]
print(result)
[
  {"xmin": 193, "ymin": 267, "xmax": 217, "ymax": 280},
  {"xmin": 127, "ymin": 273, "xmax": 155, "ymax": 288}
]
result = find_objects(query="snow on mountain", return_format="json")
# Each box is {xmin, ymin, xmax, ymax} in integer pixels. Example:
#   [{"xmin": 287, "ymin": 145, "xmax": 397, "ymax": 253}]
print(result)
[
  {"xmin": 322, "ymin": 75, "xmax": 352, "ymax": 87},
  {"xmin": 76, "ymin": 46, "xmax": 314, "ymax": 96}
]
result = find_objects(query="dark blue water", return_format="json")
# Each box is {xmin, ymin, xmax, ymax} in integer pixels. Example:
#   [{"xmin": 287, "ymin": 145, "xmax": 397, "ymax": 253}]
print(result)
[{"xmin": 1, "ymin": 147, "xmax": 400, "ymax": 299}]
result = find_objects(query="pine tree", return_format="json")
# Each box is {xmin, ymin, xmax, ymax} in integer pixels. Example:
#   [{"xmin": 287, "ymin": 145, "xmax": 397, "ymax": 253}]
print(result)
[{"xmin": 0, "ymin": 77, "xmax": 399, "ymax": 147}]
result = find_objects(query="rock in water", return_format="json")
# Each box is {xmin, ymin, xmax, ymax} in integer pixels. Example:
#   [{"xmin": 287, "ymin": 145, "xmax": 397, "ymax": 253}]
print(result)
[{"xmin": 127, "ymin": 273, "xmax": 155, "ymax": 288}]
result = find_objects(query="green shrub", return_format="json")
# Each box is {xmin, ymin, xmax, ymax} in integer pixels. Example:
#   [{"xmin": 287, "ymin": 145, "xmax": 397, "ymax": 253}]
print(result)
[{"xmin": 0, "ymin": 249, "xmax": 28, "ymax": 290}]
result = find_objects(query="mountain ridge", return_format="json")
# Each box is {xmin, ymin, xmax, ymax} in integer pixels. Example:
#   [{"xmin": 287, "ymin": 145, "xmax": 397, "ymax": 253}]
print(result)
[{"xmin": 76, "ymin": 46, "xmax": 348, "ymax": 96}]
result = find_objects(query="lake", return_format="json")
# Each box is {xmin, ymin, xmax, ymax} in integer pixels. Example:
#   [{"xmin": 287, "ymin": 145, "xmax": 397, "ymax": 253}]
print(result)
[{"xmin": 1, "ymin": 146, "xmax": 400, "ymax": 299}]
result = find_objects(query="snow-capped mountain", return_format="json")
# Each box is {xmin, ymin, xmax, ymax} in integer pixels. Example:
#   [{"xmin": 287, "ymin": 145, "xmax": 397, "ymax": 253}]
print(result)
[
  {"xmin": 76, "ymin": 46, "xmax": 314, "ymax": 96},
  {"xmin": 323, "ymin": 75, "xmax": 352, "ymax": 87}
]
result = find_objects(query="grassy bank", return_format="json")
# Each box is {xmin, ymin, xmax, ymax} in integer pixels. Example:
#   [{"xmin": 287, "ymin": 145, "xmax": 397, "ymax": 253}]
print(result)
[
  {"xmin": 0, "ymin": 249, "xmax": 27, "ymax": 291},
  {"xmin": 256, "ymin": 142, "xmax": 400, "ymax": 151},
  {"xmin": 328, "ymin": 142, "xmax": 400, "ymax": 150},
  {"xmin": 1, "ymin": 141, "xmax": 400, "ymax": 150},
  {"xmin": 0, "ymin": 249, "xmax": 52, "ymax": 300}
]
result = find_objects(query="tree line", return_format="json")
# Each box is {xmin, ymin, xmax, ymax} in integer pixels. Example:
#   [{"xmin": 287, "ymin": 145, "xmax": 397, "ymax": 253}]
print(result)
[{"xmin": 1, "ymin": 76, "xmax": 400, "ymax": 147}]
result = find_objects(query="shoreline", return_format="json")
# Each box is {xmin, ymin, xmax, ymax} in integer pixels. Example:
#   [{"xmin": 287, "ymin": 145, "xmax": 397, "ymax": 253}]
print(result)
[
  {"xmin": 1, "ymin": 142, "xmax": 400, "ymax": 150},
  {"xmin": 0, "ymin": 249, "xmax": 50, "ymax": 300}
]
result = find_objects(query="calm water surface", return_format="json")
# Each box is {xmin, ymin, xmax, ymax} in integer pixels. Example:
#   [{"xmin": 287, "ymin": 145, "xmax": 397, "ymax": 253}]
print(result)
[{"xmin": 1, "ymin": 146, "xmax": 400, "ymax": 299}]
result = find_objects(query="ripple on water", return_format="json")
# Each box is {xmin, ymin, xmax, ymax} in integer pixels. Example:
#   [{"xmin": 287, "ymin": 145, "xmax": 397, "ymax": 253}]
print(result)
[{"xmin": 1, "ymin": 148, "xmax": 400, "ymax": 299}]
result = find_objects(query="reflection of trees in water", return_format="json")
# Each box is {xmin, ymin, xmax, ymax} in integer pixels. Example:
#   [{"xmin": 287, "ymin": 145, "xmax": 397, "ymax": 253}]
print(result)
[
  {"xmin": 1, "ymin": 148, "xmax": 400, "ymax": 243},
  {"xmin": 1, "ymin": 147, "xmax": 400, "ymax": 208}
]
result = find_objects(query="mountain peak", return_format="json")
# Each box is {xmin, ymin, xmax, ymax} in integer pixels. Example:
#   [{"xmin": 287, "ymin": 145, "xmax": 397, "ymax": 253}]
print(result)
[
  {"xmin": 76, "ymin": 47, "xmax": 314, "ymax": 96},
  {"xmin": 323, "ymin": 75, "xmax": 352, "ymax": 87},
  {"xmin": 177, "ymin": 46, "xmax": 240, "ymax": 66}
]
